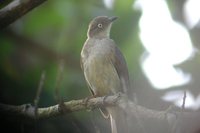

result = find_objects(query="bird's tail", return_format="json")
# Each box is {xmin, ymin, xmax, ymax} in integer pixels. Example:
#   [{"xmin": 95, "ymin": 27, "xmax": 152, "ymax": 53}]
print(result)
[{"xmin": 107, "ymin": 107, "xmax": 129, "ymax": 133}]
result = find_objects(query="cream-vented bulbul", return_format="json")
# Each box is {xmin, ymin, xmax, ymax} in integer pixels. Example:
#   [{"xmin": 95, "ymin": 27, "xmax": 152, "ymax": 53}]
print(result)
[{"xmin": 81, "ymin": 16, "xmax": 130, "ymax": 133}]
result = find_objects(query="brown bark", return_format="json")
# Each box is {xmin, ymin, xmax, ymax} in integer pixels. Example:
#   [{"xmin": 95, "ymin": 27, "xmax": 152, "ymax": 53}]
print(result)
[{"xmin": 0, "ymin": 0, "xmax": 47, "ymax": 29}]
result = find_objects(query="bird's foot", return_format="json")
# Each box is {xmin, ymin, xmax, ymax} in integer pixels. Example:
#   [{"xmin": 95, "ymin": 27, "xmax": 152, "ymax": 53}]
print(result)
[
  {"xmin": 83, "ymin": 95, "xmax": 98, "ymax": 111},
  {"xmin": 102, "ymin": 95, "xmax": 109, "ymax": 105}
]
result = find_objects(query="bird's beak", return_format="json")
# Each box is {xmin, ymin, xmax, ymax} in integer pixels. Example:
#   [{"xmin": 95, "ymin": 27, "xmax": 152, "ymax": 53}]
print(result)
[{"xmin": 109, "ymin": 16, "xmax": 118, "ymax": 22}]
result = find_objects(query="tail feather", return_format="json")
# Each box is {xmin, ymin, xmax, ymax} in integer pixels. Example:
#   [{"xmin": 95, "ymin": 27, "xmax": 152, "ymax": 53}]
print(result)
[{"xmin": 108, "ymin": 107, "xmax": 129, "ymax": 133}]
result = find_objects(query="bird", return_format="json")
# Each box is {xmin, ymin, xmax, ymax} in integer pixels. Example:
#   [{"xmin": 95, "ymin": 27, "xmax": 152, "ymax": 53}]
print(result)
[{"xmin": 81, "ymin": 16, "xmax": 130, "ymax": 133}]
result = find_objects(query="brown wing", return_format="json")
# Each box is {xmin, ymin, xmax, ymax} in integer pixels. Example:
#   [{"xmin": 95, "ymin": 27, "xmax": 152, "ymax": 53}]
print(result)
[{"xmin": 110, "ymin": 40, "xmax": 130, "ymax": 94}]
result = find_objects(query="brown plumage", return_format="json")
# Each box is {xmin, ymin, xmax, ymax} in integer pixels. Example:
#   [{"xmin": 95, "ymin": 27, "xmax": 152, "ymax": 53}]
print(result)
[{"xmin": 81, "ymin": 16, "xmax": 130, "ymax": 133}]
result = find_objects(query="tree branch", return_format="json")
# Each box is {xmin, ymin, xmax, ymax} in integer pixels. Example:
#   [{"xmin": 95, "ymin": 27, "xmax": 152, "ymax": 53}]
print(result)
[
  {"xmin": 0, "ymin": 0, "xmax": 47, "ymax": 29},
  {"xmin": 0, "ymin": 95, "xmax": 118, "ymax": 119},
  {"xmin": 0, "ymin": 94, "xmax": 200, "ymax": 132}
]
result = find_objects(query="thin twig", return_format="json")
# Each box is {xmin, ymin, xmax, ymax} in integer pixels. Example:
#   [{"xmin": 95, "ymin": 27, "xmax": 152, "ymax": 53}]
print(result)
[
  {"xmin": 181, "ymin": 89, "xmax": 186, "ymax": 111},
  {"xmin": 34, "ymin": 71, "xmax": 46, "ymax": 118},
  {"xmin": 54, "ymin": 60, "xmax": 64, "ymax": 103},
  {"xmin": 171, "ymin": 89, "xmax": 187, "ymax": 133}
]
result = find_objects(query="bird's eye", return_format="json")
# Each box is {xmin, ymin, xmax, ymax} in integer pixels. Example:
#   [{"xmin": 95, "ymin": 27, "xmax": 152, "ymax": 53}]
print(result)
[{"xmin": 97, "ymin": 23, "xmax": 103, "ymax": 28}]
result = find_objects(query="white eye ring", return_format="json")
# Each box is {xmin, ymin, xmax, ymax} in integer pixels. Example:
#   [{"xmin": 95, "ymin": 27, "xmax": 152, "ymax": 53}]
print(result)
[{"xmin": 98, "ymin": 23, "xmax": 103, "ymax": 28}]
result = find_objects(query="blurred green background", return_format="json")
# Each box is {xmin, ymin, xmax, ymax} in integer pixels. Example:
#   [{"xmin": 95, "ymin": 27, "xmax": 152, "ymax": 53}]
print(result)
[{"xmin": 0, "ymin": 0, "xmax": 200, "ymax": 133}]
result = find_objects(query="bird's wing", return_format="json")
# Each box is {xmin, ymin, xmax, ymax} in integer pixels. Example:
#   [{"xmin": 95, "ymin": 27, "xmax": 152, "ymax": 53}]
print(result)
[
  {"xmin": 80, "ymin": 56, "xmax": 95, "ymax": 96},
  {"xmin": 109, "ymin": 40, "xmax": 130, "ymax": 94}
]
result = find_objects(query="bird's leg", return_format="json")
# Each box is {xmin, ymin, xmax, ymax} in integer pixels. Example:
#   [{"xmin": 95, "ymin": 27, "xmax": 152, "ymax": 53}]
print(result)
[
  {"xmin": 83, "ymin": 94, "xmax": 99, "ymax": 111},
  {"xmin": 102, "ymin": 95, "xmax": 109, "ymax": 105},
  {"xmin": 102, "ymin": 91, "xmax": 123, "ymax": 105},
  {"xmin": 111, "ymin": 92, "xmax": 123, "ymax": 104}
]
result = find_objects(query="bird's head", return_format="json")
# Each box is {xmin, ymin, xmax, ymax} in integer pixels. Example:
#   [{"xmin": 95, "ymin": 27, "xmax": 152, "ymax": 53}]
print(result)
[{"xmin": 87, "ymin": 16, "xmax": 118, "ymax": 39}]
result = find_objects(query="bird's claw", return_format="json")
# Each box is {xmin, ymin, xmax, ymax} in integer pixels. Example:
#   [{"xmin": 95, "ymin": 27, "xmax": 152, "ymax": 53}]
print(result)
[{"xmin": 102, "ymin": 95, "xmax": 109, "ymax": 105}]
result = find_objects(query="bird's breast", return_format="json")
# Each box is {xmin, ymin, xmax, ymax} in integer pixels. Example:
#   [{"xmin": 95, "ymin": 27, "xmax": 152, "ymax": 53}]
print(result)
[{"xmin": 82, "ymin": 39, "xmax": 121, "ymax": 96}]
